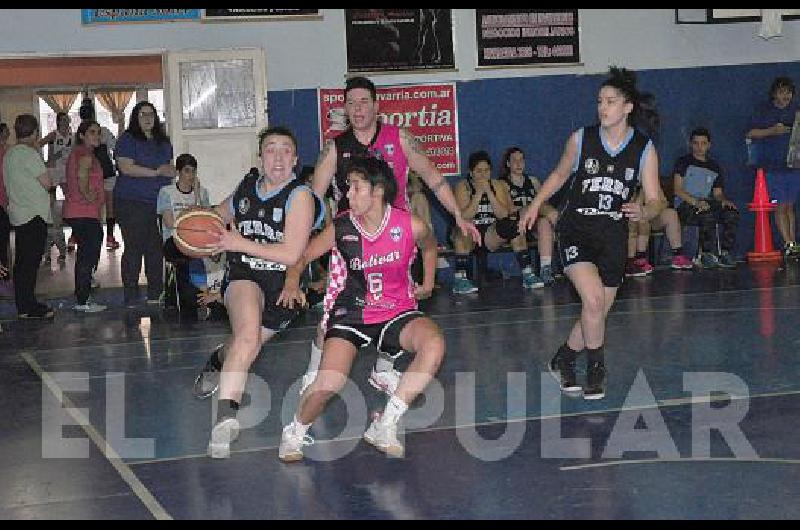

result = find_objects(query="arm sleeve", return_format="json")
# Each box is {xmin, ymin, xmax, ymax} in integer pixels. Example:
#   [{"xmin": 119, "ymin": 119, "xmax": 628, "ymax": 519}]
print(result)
[{"xmin": 156, "ymin": 187, "xmax": 171, "ymax": 215}]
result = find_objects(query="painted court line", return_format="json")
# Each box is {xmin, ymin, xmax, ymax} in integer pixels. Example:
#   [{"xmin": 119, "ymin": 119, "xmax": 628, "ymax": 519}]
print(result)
[
  {"xmin": 28, "ymin": 303, "xmax": 800, "ymax": 371},
  {"xmin": 20, "ymin": 351, "xmax": 172, "ymax": 521},
  {"xmin": 560, "ymin": 457, "xmax": 800, "ymax": 471}
]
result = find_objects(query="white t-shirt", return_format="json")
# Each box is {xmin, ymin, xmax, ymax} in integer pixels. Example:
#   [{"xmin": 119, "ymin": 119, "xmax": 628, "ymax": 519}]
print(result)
[
  {"xmin": 48, "ymin": 130, "xmax": 73, "ymax": 185},
  {"xmin": 156, "ymin": 181, "xmax": 211, "ymax": 242}
]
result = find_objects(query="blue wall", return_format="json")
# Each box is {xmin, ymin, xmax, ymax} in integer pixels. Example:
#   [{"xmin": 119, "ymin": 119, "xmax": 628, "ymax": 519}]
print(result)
[{"xmin": 268, "ymin": 60, "xmax": 800, "ymax": 256}]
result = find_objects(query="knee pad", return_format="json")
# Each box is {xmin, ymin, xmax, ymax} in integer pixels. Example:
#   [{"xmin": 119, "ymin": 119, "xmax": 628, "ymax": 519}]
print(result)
[{"xmin": 495, "ymin": 217, "xmax": 520, "ymax": 240}]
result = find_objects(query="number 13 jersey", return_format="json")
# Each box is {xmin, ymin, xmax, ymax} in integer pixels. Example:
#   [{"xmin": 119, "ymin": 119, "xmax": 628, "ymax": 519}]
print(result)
[
  {"xmin": 322, "ymin": 206, "xmax": 417, "ymax": 326},
  {"xmin": 562, "ymin": 124, "xmax": 652, "ymax": 225}
]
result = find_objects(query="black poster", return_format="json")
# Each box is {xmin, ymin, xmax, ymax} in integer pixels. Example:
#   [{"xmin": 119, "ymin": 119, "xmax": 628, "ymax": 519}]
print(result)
[
  {"xmin": 476, "ymin": 9, "xmax": 580, "ymax": 67},
  {"xmin": 202, "ymin": 9, "xmax": 320, "ymax": 21},
  {"xmin": 345, "ymin": 9, "xmax": 455, "ymax": 73}
]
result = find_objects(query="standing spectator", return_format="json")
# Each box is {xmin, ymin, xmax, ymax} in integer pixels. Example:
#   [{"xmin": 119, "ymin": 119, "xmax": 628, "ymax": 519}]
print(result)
[
  {"xmin": 673, "ymin": 127, "xmax": 740, "ymax": 268},
  {"xmin": 78, "ymin": 98, "xmax": 119, "ymax": 251},
  {"xmin": 63, "ymin": 120, "xmax": 107, "ymax": 312},
  {"xmin": 44, "ymin": 112, "xmax": 71, "ymax": 263},
  {"xmin": 3, "ymin": 114, "xmax": 54, "ymax": 319},
  {"xmin": 114, "ymin": 101, "xmax": 174, "ymax": 306},
  {"xmin": 0, "ymin": 123, "xmax": 12, "ymax": 298},
  {"xmin": 747, "ymin": 76, "xmax": 799, "ymax": 257}
]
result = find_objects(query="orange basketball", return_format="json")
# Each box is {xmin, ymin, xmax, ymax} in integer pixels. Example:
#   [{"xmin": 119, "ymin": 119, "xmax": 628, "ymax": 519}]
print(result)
[{"xmin": 174, "ymin": 210, "xmax": 225, "ymax": 258}]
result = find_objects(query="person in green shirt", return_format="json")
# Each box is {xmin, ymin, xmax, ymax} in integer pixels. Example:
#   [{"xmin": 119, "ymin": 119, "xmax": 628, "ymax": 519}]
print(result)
[{"xmin": 3, "ymin": 114, "xmax": 55, "ymax": 319}]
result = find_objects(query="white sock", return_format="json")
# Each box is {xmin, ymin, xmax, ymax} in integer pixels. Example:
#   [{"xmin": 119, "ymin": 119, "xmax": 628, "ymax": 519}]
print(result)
[
  {"xmin": 522, "ymin": 265, "xmax": 532, "ymax": 274},
  {"xmin": 541, "ymin": 256, "xmax": 552, "ymax": 267},
  {"xmin": 305, "ymin": 341, "xmax": 323, "ymax": 374},
  {"xmin": 382, "ymin": 395, "xmax": 408, "ymax": 425},
  {"xmin": 375, "ymin": 354, "xmax": 395, "ymax": 373},
  {"xmin": 291, "ymin": 415, "xmax": 311, "ymax": 436}
]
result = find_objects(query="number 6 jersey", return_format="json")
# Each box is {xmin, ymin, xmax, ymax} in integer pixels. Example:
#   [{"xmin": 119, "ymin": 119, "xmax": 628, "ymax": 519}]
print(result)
[{"xmin": 322, "ymin": 206, "xmax": 417, "ymax": 327}]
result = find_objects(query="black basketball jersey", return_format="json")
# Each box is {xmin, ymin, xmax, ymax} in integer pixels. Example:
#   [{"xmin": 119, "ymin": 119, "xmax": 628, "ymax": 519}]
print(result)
[
  {"xmin": 334, "ymin": 126, "xmax": 382, "ymax": 212},
  {"xmin": 563, "ymin": 125, "xmax": 651, "ymax": 224},
  {"xmin": 503, "ymin": 174, "xmax": 537, "ymax": 210},
  {"xmin": 466, "ymin": 179, "xmax": 499, "ymax": 227},
  {"xmin": 227, "ymin": 171, "xmax": 324, "ymax": 291}
]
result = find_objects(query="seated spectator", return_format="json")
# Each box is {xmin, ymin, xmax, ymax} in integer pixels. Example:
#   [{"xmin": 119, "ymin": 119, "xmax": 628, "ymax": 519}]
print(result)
[
  {"xmin": 157, "ymin": 153, "xmax": 218, "ymax": 319},
  {"xmin": 451, "ymin": 150, "xmax": 524, "ymax": 293},
  {"xmin": 297, "ymin": 162, "xmax": 332, "ymax": 308},
  {"xmin": 408, "ymin": 170, "xmax": 433, "ymax": 286},
  {"xmin": 191, "ymin": 252, "xmax": 227, "ymax": 321},
  {"xmin": 625, "ymin": 184, "xmax": 693, "ymax": 276},
  {"xmin": 408, "ymin": 170, "xmax": 433, "ymax": 228},
  {"xmin": 499, "ymin": 146, "xmax": 558, "ymax": 286},
  {"xmin": 673, "ymin": 127, "xmax": 739, "ymax": 269}
]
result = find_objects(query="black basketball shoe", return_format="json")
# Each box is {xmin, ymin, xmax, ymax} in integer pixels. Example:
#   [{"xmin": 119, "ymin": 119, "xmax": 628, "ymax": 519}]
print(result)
[
  {"xmin": 583, "ymin": 362, "xmax": 606, "ymax": 400},
  {"xmin": 548, "ymin": 348, "xmax": 582, "ymax": 394},
  {"xmin": 193, "ymin": 343, "xmax": 225, "ymax": 399}
]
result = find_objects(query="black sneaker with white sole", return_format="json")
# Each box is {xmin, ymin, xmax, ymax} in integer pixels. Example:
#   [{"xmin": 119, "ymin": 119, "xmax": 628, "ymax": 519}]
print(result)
[
  {"xmin": 193, "ymin": 343, "xmax": 224, "ymax": 400},
  {"xmin": 548, "ymin": 350, "xmax": 582, "ymax": 394},
  {"xmin": 583, "ymin": 362, "xmax": 606, "ymax": 400}
]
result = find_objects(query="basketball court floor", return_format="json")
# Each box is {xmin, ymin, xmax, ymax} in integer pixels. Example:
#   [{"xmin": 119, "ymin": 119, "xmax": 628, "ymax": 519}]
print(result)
[{"xmin": 1, "ymin": 260, "xmax": 800, "ymax": 519}]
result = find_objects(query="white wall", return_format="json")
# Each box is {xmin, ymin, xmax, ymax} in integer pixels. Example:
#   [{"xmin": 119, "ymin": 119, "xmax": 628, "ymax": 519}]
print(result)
[{"xmin": 1, "ymin": 9, "xmax": 798, "ymax": 90}]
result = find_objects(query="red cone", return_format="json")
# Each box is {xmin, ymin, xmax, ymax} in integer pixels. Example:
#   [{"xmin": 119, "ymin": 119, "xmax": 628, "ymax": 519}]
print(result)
[{"xmin": 747, "ymin": 168, "xmax": 781, "ymax": 262}]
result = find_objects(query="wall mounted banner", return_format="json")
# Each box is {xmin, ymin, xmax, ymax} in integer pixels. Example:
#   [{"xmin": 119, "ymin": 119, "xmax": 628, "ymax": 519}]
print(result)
[
  {"xmin": 318, "ymin": 83, "xmax": 460, "ymax": 175},
  {"xmin": 81, "ymin": 9, "xmax": 200, "ymax": 24},
  {"xmin": 345, "ymin": 9, "xmax": 455, "ymax": 73},
  {"xmin": 201, "ymin": 9, "xmax": 321, "ymax": 21},
  {"xmin": 475, "ymin": 9, "xmax": 580, "ymax": 67}
]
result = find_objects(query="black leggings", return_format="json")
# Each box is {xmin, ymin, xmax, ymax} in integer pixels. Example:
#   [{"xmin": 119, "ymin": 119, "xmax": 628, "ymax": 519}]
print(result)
[{"xmin": 677, "ymin": 200, "xmax": 740, "ymax": 253}]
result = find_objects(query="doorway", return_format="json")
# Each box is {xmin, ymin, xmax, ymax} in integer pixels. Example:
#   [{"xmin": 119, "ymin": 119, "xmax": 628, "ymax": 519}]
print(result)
[{"xmin": 0, "ymin": 53, "xmax": 164, "ymax": 298}]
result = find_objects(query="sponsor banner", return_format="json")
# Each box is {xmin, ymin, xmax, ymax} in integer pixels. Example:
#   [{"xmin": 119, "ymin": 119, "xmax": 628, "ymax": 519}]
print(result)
[
  {"xmin": 201, "ymin": 9, "xmax": 321, "ymax": 21},
  {"xmin": 476, "ymin": 9, "xmax": 580, "ymax": 67},
  {"xmin": 318, "ymin": 83, "xmax": 460, "ymax": 176},
  {"xmin": 81, "ymin": 9, "xmax": 200, "ymax": 24}
]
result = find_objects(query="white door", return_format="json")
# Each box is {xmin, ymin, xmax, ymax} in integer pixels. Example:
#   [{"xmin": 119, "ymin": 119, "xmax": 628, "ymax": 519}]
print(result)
[{"xmin": 164, "ymin": 49, "xmax": 267, "ymax": 204}]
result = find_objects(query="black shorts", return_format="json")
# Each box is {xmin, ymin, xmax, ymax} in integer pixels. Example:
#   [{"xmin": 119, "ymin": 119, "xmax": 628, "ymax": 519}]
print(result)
[
  {"xmin": 223, "ymin": 267, "xmax": 299, "ymax": 332},
  {"xmin": 557, "ymin": 216, "xmax": 627, "ymax": 287},
  {"xmin": 325, "ymin": 310, "xmax": 425, "ymax": 359}
]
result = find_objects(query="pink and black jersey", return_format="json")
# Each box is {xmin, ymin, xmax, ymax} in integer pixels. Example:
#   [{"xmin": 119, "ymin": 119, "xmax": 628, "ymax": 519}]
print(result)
[
  {"xmin": 322, "ymin": 206, "xmax": 417, "ymax": 326},
  {"xmin": 333, "ymin": 122, "xmax": 410, "ymax": 213}
]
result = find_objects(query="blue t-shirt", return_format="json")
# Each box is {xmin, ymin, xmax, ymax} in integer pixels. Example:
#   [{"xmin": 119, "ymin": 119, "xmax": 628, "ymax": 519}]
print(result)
[
  {"xmin": 749, "ymin": 101, "xmax": 798, "ymax": 169},
  {"xmin": 114, "ymin": 132, "xmax": 174, "ymax": 204},
  {"xmin": 672, "ymin": 155, "xmax": 724, "ymax": 206}
]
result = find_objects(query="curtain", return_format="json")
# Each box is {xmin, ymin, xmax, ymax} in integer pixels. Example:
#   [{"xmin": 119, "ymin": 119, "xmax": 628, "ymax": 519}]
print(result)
[
  {"xmin": 95, "ymin": 89, "xmax": 135, "ymax": 137},
  {"xmin": 39, "ymin": 92, "xmax": 79, "ymax": 114}
]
